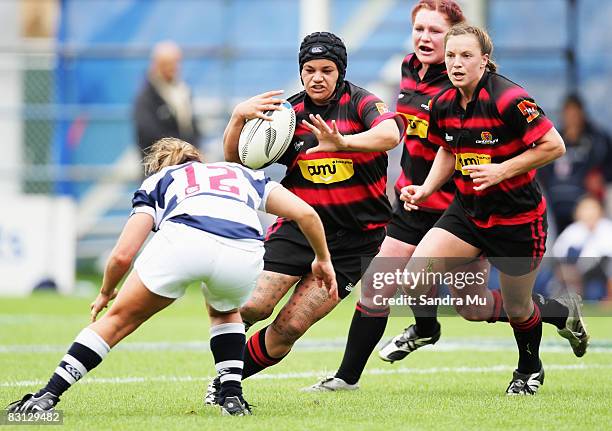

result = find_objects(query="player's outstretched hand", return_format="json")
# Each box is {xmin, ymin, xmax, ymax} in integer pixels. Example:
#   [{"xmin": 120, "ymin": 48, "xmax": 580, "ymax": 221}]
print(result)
[
  {"xmin": 463, "ymin": 163, "xmax": 505, "ymax": 191},
  {"xmin": 400, "ymin": 185, "xmax": 429, "ymax": 211},
  {"xmin": 233, "ymin": 90, "xmax": 284, "ymax": 122},
  {"xmin": 304, "ymin": 114, "xmax": 348, "ymax": 153},
  {"xmin": 311, "ymin": 258, "xmax": 339, "ymax": 301},
  {"xmin": 90, "ymin": 289, "xmax": 118, "ymax": 322}
]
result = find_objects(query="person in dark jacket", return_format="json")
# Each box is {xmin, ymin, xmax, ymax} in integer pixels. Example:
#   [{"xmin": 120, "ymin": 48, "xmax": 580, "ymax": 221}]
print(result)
[
  {"xmin": 133, "ymin": 40, "xmax": 201, "ymax": 166},
  {"xmin": 539, "ymin": 93, "xmax": 611, "ymax": 233}
]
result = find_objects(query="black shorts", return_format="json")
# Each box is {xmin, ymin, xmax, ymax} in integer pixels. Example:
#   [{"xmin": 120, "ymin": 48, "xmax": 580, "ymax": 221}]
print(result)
[
  {"xmin": 386, "ymin": 196, "xmax": 443, "ymax": 245},
  {"xmin": 434, "ymin": 199, "xmax": 547, "ymax": 276},
  {"xmin": 264, "ymin": 220, "xmax": 385, "ymax": 299}
]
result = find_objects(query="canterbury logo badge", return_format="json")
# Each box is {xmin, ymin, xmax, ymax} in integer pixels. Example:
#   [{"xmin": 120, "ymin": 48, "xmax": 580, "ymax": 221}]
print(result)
[
  {"xmin": 400, "ymin": 113, "xmax": 429, "ymax": 138},
  {"xmin": 517, "ymin": 100, "xmax": 540, "ymax": 123},
  {"xmin": 455, "ymin": 153, "xmax": 491, "ymax": 175},
  {"xmin": 298, "ymin": 158, "xmax": 354, "ymax": 184},
  {"xmin": 310, "ymin": 46, "xmax": 325, "ymax": 54},
  {"xmin": 65, "ymin": 364, "xmax": 82, "ymax": 380},
  {"xmin": 445, "ymin": 133, "xmax": 454, "ymax": 142},
  {"xmin": 476, "ymin": 131, "xmax": 498, "ymax": 145}
]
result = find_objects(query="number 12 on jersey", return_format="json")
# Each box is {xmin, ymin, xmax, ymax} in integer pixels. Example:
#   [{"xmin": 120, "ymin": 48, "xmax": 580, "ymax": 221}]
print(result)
[{"xmin": 183, "ymin": 164, "xmax": 242, "ymax": 197}]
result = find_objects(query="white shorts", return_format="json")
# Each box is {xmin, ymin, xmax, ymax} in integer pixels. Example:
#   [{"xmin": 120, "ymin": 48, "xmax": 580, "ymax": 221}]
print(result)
[{"xmin": 134, "ymin": 221, "xmax": 264, "ymax": 311}]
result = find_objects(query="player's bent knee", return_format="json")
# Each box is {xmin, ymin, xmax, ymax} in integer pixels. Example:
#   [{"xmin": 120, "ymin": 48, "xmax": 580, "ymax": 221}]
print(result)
[
  {"xmin": 271, "ymin": 319, "xmax": 308, "ymax": 346},
  {"xmin": 105, "ymin": 304, "xmax": 148, "ymax": 329},
  {"xmin": 94, "ymin": 311, "xmax": 142, "ymax": 345},
  {"xmin": 240, "ymin": 301, "xmax": 273, "ymax": 323},
  {"xmin": 503, "ymin": 303, "xmax": 532, "ymax": 321},
  {"xmin": 455, "ymin": 304, "xmax": 488, "ymax": 321}
]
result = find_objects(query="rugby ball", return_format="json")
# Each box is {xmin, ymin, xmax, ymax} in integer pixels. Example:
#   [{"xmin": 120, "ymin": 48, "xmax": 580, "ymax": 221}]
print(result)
[{"xmin": 238, "ymin": 101, "xmax": 296, "ymax": 169}]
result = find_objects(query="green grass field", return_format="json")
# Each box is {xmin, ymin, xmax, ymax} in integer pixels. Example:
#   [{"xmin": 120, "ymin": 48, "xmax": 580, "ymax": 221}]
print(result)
[{"xmin": 1, "ymin": 286, "xmax": 611, "ymax": 431}]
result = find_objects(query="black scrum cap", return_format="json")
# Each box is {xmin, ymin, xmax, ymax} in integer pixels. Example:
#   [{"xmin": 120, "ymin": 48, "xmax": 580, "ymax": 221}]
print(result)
[{"xmin": 299, "ymin": 31, "xmax": 347, "ymax": 85}]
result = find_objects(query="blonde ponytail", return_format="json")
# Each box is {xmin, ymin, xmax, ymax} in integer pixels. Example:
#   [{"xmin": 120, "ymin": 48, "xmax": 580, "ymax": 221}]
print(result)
[{"xmin": 143, "ymin": 137, "xmax": 203, "ymax": 176}]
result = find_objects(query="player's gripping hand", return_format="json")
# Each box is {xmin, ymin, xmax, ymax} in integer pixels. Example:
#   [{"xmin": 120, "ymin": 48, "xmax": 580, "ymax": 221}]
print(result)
[
  {"xmin": 400, "ymin": 185, "xmax": 429, "ymax": 211},
  {"xmin": 311, "ymin": 258, "xmax": 339, "ymax": 301},
  {"xmin": 303, "ymin": 114, "xmax": 348, "ymax": 153},
  {"xmin": 90, "ymin": 289, "xmax": 118, "ymax": 322},
  {"xmin": 233, "ymin": 90, "xmax": 285, "ymax": 122},
  {"xmin": 463, "ymin": 164, "xmax": 506, "ymax": 191}
]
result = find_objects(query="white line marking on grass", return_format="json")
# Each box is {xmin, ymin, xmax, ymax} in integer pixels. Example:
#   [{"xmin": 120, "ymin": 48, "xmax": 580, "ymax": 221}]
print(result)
[
  {"xmin": 2, "ymin": 338, "xmax": 612, "ymax": 354},
  {"xmin": 1, "ymin": 363, "xmax": 610, "ymax": 388}
]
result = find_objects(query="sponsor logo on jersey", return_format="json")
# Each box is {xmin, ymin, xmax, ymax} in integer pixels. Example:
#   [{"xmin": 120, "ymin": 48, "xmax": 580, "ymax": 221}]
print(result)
[
  {"xmin": 294, "ymin": 140, "xmax": 304, "ymax": 151},
  {"xmin": 455, "ymin": 152, "xmax": 492, "ymax": 175},
  {"xmin": 398, "ymin": 93, "xmax": 405, "ymax": 99},
  {"xmin": 375, "ymin": 102, "xmax": 390, "ymax": 114},
  {"xmin": 517, "ymin": 100, "xmax": 540, "ymax": 123},
  {"xmin": 445, "ymin": 133, "xmax": 454, "ymax": 142},
  {"xmin": 345, "ymin": 282, "xmax": 354, "ymax": 292},
  {"xmin": 476, "ymin": 131, "xmax": 498, "ymax": 145},
  {"xmin": 420, "ymin": 102, "xmax": 430, "ymax": 111},
  {"xmin": 298, "ymin": 158, "xmax": 354, "ymax": 184},
  {"xmin": 400, "ymin": 113, "xmax": 429, "ymax": 138}
]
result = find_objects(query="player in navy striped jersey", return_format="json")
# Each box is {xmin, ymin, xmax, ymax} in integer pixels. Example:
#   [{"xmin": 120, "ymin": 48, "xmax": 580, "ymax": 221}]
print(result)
[
  {"xmin": 204, "ymin": 31, "xmax": 406, "ymax": 402},
  {"xmin": 6, "ymin": 138, "xmax": 335, "ymax": 416},
  {"xmin": 398, "ymin": 24, "xmax": 577, "ymax": 395}
]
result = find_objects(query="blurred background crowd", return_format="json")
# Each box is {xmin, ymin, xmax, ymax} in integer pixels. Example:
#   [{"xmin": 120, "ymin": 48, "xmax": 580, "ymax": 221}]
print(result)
[{"xmin": 1, "ymin": 0, "xmax": 611, "ymax": 301}]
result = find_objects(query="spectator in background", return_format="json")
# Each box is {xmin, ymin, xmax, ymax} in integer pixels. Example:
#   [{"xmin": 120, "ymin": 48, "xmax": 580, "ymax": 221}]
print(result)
[
  {"xmin": 553, "ymin": 196, "xmax": 612, "ymax": 301},
  {"xmin": 133, "ymin": 41, "xmax": 201, "ymax": 165},
  {"xmin": 539, "ymin": 93, "xmax": 610, "ymax": 233}
]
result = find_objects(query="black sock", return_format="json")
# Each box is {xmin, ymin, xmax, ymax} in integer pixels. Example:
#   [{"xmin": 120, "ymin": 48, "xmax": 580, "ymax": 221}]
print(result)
[
  {"xmin": 510, "ymin": 303, "xmax": 542, "ymax": 374},
  {"xmin": 410, "ymin": 287, "xmax": 440, "ymax": 336},
  {"xmin": 532, "ymin": 293, "xmax": 569, "ymax": 330},
  {"xmin": 242, "ymin": 325, "xmax": 285, "ymax": 379},
  {"xmin": 210, "ymin": 323, "xmax": 245, "ymax": 402},
  {"xmin": 36, "ymin": 328, "xmax": 110, "ymax": 398},
  {"xmin": 335, "ymin": 302, "xmax": 389, "ymax": 385}
]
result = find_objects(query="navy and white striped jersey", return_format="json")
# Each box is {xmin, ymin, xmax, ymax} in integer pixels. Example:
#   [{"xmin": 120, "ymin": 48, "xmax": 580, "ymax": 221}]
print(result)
[{"xmin": 132, "ymin": 161, "xmax": 280, "ymax": 241}]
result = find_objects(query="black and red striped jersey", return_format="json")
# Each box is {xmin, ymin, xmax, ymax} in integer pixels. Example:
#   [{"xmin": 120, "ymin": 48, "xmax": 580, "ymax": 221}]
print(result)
[
  {"xmin": 395, "ymin": 54, "xmax": 455, "ymax": 212},
  {"xmin": 428, "ymin": 71, "xmax": 554, "ymax": 228},
  {"xmin": 277, "ymin": 81, "xmax": 406, "ymax": 231}
]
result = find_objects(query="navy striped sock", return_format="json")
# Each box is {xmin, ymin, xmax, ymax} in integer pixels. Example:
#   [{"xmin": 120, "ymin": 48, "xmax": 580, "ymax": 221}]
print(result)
[
  {"xmin": 210, "ymin": 323, "xmax": 246, "ymax": 402},
  {"xmin": 36, "ymin": 328, "xmax": 110, "ymax": 398}
]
